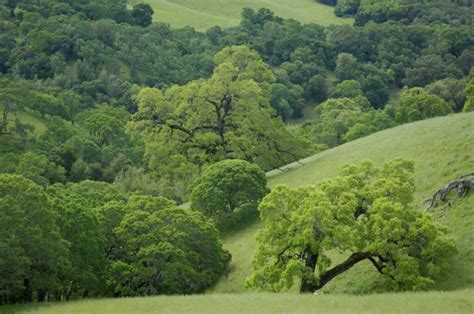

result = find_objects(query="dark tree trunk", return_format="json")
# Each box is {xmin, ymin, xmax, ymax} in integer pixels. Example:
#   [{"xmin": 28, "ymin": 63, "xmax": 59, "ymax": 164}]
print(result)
[
  {"xmin": 300, "ymin": 251, "xmax": 318, "ymax": 293},
  {"xmin": 301, "ymin": 252, "xmax": 372, "ymax": 293},
  {"xmin": 65, "ymin": 281, "xmax": 73, "ymax": 300},
  {"xmin": 37, "ymin": 290, "xmax": 46, "ymax": 302},
  {"xmin": 22, "ymin": 277, "xmax": 33, "ymax": 303}
]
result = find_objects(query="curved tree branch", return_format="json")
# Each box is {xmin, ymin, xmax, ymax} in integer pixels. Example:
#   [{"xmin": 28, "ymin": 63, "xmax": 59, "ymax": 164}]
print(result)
[{"xmin": 424, "ymin": 173, "xmax": 473, "ymax": 211}]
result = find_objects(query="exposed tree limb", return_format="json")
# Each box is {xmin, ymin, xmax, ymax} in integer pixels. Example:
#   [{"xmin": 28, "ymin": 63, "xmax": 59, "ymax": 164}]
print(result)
[
  {"xmin": 424, "ymin": 173, "xmax": 473, "ymax": 211},
  {"xmin": 300, "ymin": 252, "xmax": 373, "ymax": 293}
]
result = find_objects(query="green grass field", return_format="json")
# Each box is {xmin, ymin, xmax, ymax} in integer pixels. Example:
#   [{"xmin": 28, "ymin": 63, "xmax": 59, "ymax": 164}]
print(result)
[
  {"xmin": 0, "ymin": 105, "xmax": 47, "ymax": 137},
  {"xmin": 131, "ymin": 0, "xmax": 353, "ymax": 30},
  {"xmin": 5, "ymin": 289, "xmax": 474, "ymax": 314}
]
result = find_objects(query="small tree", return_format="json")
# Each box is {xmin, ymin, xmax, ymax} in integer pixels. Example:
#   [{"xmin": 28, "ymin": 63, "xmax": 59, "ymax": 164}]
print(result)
[
  {"xmin": 246, "ymin": 159, "xmax": 457, "ymax": 293},
  {"xmin": 131, "ymin": 3, "xmax": 154, "ymax": 27},
  {"xmin": 190, "ymin": 160, "xmax": 269, "ymax": 230}
]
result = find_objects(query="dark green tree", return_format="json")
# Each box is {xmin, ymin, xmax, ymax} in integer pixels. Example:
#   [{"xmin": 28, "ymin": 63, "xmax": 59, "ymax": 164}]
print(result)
[
  {"xmin": 0, "ymin": 174, "xmax": 69, "ymax": 304},
  {"xmin": 111, "ymin": 196, "xmax": 230, "ymax": 296},
  {"xmin": 190, "ymin": 160, "xmax": 269, "ymax": 230},
  {"xmin": 131, "ymin": 3, "xmax": 154, "ymax": 27}
]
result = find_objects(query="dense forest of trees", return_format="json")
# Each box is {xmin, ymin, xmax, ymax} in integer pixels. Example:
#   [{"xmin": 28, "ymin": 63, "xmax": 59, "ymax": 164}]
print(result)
[{"xmin": 0, "ymin": 0, "xmax": 473, "ymax": 304}]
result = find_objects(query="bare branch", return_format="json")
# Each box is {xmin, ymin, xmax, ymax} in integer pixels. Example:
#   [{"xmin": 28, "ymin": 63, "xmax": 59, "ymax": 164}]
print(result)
[{"xmin": 424, "ymin": 173, "xmax": 473, "ymax": 211}]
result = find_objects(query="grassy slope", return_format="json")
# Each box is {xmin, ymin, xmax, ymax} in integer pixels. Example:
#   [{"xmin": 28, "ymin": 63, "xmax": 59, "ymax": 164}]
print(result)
[
  {"xmin": 132, "ymin": 0, "xmax": 353, "ymax": 30},
  {"xmin": 213, "ymin": 112, "xmax": 474, "ymax": 293},
  {"xmin": 0, "ymin": 105, "xmax": 47, "ymax": 137},
  {"xmin": 6, "ymin": 290, "xmax": 474, "ymax": 314}
]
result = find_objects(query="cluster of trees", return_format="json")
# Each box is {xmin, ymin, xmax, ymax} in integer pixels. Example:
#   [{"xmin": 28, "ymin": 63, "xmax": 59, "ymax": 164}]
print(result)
[
  {"xmin": 3, "ymin": 0, "xmax": 154, "ymax": 27},
  {"xmin": 354, "ymin": 0, "xmax": 473, "ymax": 26},
  {"xmin": 317, "ymin": 0, "xmax": 473, "ymax": 25},
  {"xmin": 0, "ymin": 0, "xmax": 472, "ymax": 304},
  {"xmin": 296, "ymin": 76, "xmax": 468, "ymax": 150},
  {"xmin": 0, "ymin": 174, "xmax": 230, "ymax": 304},
  {"xmin": 129, "ymin": 46, "xmax": 310, "ymax": 201}
]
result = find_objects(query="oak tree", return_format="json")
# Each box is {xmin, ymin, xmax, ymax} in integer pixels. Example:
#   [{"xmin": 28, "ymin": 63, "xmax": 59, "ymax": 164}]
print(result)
[{"xmin": 246, "ymin": 159, "xmax": 456, "ymax": 293}]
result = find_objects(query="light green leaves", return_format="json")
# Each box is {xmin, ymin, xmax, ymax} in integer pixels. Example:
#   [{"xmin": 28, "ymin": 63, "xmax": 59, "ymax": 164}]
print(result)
[{"xmin": 247, "ymin": 159, "xmax": 456, "ymax": 293}]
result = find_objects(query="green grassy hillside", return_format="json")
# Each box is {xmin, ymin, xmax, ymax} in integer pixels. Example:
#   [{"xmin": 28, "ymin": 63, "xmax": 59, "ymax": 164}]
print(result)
[
  {"xmin": 213, "ymin": 112, "xmax": 474, "ymax": 293},
  {"xmin": 132, "ymin": 0, "xmax": 353, "ymax": 30}
]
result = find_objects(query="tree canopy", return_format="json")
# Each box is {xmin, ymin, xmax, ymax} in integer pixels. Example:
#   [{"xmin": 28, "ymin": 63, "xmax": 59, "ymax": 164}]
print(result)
[
  {"xmin": 246, "ymin": 159, "xmax": 457, "ymax": 293},
  {"xmin": 129, "ymin": 45, "xmax": 309, "ymax": 201},
  {"xmin": 190, "ymin": 159, "xmax": 269, "ymax": 230}
]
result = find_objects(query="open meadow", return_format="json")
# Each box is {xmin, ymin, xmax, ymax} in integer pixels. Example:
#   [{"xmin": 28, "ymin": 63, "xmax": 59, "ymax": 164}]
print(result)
[
  {"xmin": 4, "ymin": 289, "xmax": 473, "ymax": 314},
  {"xmin": 130, "ymin": 0, "xmax": 353, "ymax": 30}
]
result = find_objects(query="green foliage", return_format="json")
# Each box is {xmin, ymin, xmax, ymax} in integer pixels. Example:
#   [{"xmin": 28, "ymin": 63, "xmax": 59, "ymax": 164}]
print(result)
[
  {"xmin": 0, "ymin": 0, "xmax": 473, "ymax": 306},
  {"xmin": 75, "ymin": 104, "xmax": 129, "ymax": 146},
  {"xmin": 463, "ymin": 74, "xmax": 474, "ymax": 112},
  {"xmin": 0, "ymin": 79, "xmax": 34, "ymax": 137},
  {"xmin": 213, "ymin": 113, "xmax": 474, "ymax": 294},
  {"xmin": 47, "ymin": 184, "xmax": 107, "ymax": 298},
  {"xmin": 270, "ymin": 83, "xmax": 306, "ymax": 120},
  {"xmin": 113, "ymin": 167, "xmax": 162, "ymax": 196},
  {"xmin": 386, "ymin": 88, "xmax": 452, "ymax": 123},
  {"xmin": 355, "ymin": 0, "xmax": 473, "ymax": 26},
  {"xmin": 0, "ymin": 174, "xmax": 69, "ymax": 304},
  {"xmin": 190, "ymin": 160, "xmax": 269, "ymax": 230},
  {"xmin": 247, "ymin": 159, "xmax": 457, "ymax": 293},
  {"xmin": 334, "ymin": 53, "xmax": 390, "ymax": 108},
  {"xmin": 0, "ymin": 151, "xmax": 66, "ymax": 185},
  {"xmin": 131, "ymin": 3, "xmax": 154, "ymax": 27},
  {"xmin": 426, "ymin": 78, "xmax": 467, "ymax": 112},
  {"xmin": 111, "ymin": 196, "xmax": 230, "ymax": 296},
  {"xmin": 130, "ymin": 46, "xmax": 309, "ymax": 201},
  {"xmin": 15, "ymin": 152, "xmax": 66, "ymax": 186},
  {"xmin": 335, "ymin": 0, "xmax": 360, "ymax": 17},
  {"xmin": 331, "ymin": 80, "xmax": 364, "ymax": 99},
  {"xmin": 299, "ymin": 97, "xmax": 394, "ymax": 148},
  {"xmin": 0, "ymin": 171, "xmax": 231, "ymax": 304},
  {"xmin": 403, "ymin": 55, "xmax": 462, "ymax": 88}
]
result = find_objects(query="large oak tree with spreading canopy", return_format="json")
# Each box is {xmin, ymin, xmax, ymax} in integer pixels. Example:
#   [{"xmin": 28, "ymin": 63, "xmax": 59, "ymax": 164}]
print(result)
[
  {"xmin": 129, "ymin": 45, "xmax": 309, "ymax": 200},
  {"xmin": 246, "ymin": 159, "xmax": 457, "ymax": 293}
]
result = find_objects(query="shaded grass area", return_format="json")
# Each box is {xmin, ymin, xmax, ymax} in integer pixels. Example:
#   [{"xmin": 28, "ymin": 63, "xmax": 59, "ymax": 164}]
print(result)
[
  {"xmin": 133, "ymin": 0, "xmax": 353, "ymax": 30},
  {"xmin": 4, "ymin": 289, "xmax": 473, "ymax": 314},
  {"xmin": 0, "ymin": 105, "xmax": 47, "ymax": 137},
  {"xmin": 214, "ymin": 112, "xmax": 474, "ymax": 293}
]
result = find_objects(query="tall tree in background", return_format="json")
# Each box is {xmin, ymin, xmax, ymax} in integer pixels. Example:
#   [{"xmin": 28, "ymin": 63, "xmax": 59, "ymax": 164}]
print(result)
[{"xmin": 129, "ymin": 45, "xmax": 310, "ymax": 201}]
